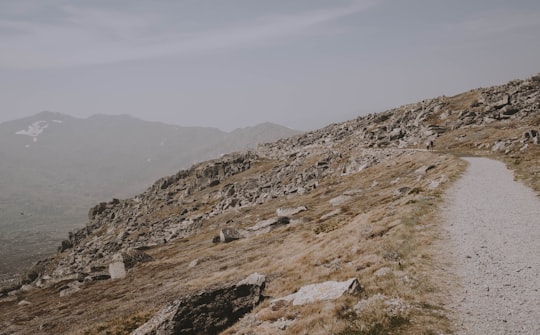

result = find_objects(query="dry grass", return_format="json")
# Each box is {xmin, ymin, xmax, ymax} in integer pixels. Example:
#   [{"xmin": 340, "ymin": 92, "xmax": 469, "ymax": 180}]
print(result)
[
  {"xmin": 5, "ymin": 116, "xmax": 540, "ymax": 335},
  {"xmin": 69, "ymin": 310, "xmax": 156, "ymax": 335},
  {"xmin": 445, "ymin": 90, "xmax": 480, "ymax": 111},
  {"xmin": 0, "ymin": 149, "xmax": 467, "ymax": 335}
]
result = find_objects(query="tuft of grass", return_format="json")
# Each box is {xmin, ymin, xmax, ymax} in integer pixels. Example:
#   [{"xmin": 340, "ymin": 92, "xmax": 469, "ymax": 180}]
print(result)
[{"xmin": 71, "ymin": 310, "xmax": 155, "ymax": 335}]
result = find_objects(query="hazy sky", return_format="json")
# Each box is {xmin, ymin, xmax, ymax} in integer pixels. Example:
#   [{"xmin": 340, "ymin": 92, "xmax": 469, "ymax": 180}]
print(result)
[{"xmin": 1, "ymin": 0, "xmax": 539, "ymax": 131}]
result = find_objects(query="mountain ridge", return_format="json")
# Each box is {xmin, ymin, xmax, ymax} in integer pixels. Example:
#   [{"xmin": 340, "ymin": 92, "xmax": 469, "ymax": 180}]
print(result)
[{"xmin": 0, "ymin": 73, "xmax": 539, "ymax": 334}]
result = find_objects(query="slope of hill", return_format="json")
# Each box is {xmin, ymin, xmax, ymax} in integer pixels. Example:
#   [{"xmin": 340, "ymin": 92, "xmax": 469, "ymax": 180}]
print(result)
[
  {"xmin": 0, "ymin": 74, "xmax": 538, "ymax": 334},
  {"xmin": 0, "ymin": 113, "xmax": 300, "ymax": 275}
]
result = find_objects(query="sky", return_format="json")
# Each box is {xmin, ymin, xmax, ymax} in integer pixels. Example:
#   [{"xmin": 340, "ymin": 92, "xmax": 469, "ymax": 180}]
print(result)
[{"xmin": 1, "ymin": 0, "xmax": 539, "ymax": 131}]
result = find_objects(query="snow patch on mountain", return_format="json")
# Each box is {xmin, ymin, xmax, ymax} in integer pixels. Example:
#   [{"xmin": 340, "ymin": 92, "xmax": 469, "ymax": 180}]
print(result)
[
  {"xmin": 52, "ymin": 120, "xmax": 63, "ymax": 124},
  {"xmin": 16, "ymin": 121, "xmax": 49, "ymax": 137}
]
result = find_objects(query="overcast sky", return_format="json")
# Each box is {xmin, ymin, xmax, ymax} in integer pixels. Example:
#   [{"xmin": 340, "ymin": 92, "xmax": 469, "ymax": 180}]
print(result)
[{"xmin": 1, "ymin": 0, "xmax": 539, "ymax": 131}]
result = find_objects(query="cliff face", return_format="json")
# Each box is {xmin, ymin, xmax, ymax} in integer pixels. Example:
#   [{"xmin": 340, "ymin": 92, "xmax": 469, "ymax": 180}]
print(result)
[{"xmin": 0, "ymin": 74, "xmax": 538, "ymax": 335}]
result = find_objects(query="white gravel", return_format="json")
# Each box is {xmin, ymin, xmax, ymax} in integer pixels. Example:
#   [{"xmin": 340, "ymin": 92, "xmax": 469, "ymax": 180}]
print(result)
[{"xmin": 441, "ymin": 157, "xmax": 540, "ymax": 334}]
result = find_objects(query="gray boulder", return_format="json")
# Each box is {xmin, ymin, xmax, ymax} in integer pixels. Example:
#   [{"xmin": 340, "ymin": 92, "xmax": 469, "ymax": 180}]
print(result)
[
  {"xmin": 276, "ymin": 206, "xmax": 307, "ymax": 217},
  {"xmin": 108, "ymin": 254, "xmax": 127, "ymax": 280},
  {"xmin": 329, "ymin": 195, "xmax": 352, "ymax": 206},
  {"xmin": 58, "ymin": 239, "xmax": 73, "ymax": 252},
  {"xmin": 272, "ymin": 278, "xmax": 362, "ymax": 306},
  {"xmin": 108, "ymin": 250, "xmax": 152, "ymax": 280},
  {"xmin": 219, "ymin": 228, "xmax": 243, "ymax": 243},
  {"xmin": 247, "ymin": 216, "xmax": 290, "ymax": 233}
]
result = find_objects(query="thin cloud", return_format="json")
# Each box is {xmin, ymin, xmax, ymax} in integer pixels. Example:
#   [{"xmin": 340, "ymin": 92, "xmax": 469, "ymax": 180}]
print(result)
[
  {"xmin": 442, "ymin": 9, "xmax": 540, "ymax": 38},
  {"xmin": 0, "ymin": 0, "xmax": 379, "ymax": 69}
]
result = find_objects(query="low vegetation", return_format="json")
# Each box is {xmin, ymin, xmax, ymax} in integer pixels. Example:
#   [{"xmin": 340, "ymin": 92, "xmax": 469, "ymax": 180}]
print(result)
[{"xmin": 1, "ymin": 74, "xmax": 538, "ymax": 334}]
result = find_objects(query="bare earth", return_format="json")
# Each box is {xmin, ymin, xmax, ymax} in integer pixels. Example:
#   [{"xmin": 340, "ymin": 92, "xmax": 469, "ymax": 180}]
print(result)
[{"xmin": 441, "ymin": 157, "xmax": 540, "ymax": 334}]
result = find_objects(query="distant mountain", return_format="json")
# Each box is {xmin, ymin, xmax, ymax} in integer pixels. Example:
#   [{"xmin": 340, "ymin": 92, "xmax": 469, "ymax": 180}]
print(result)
[{"xmin": 0, "ymin": 112, "xmax": 301, "ymax": 275}]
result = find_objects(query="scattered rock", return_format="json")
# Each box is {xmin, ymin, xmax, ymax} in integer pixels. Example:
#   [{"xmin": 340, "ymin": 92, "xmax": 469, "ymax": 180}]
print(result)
[
  {"xmin": 276, "ymin": 206, "xmax": 307, "ymax": 217},
  {"xmin": 415, "ymin": 164, "xmax": 436, "ymax": 175},
  {"xmin": 389, "ymin": 127, "xmax": 404, "ymax": 140},
  {"xmin": 492, "ymin": 95, "xmax": 510, "ymax": 109},
  {"xmin": 237, "ymin": 272, "xmax": 266, "ymax": 286},
  {"xmin": 393, "ymin": 187, "xmax": 411, "ymax": 197},
  {"xmin": 89, "ymin": 273, "xmax": 111, "ymax": 281},
  {"xmin": 272, "ymin": 278, "xmax": 362, "ymax": 306},
  {"xmin": 108, "ymin": 250, "xmax": 152, "ymax": 280},
  {"xmin": 108, "ymin": 254, "xmax": 127, "ymax": 280},
  {"xmin": 320, "ymin": 209, "xmax": 341, "ymax": 221},
  {"xmin": 58, "ymin": 239, "xmax": 73, "ymax": 252},
  {"xmin": 428, "ymin": 179, "xmax": 441, "ymax": 190},
  {"xmin": 188, "ymin": 259, "xmax": 199, "ymax": 268},
  {"xmin": 121, "ymin": 249, "xmax": 153, "ymax": 269},
  {"xmin": 343, "ymin": 189, "xmax": 363, "ymax": 196},
  {"xmin": 19, "ymin": 270, "xmax": 39, "ymax": 285},
  {"xmin": 523, "ymin": 130, "xmax": 539, "ymax": 144},
  {"xmin": 19, "ymin": 285, "xmax": 33, "ymax": 293},
  {"xmin": 329, "ymin": 195, "xmax": 352, "ymax": 206},
  {"xmin": 375, "ymin": 267, "xmax": 392, "ymax": 277},
  {"xmin": 247, "ymin": 217, "xmax": 290, "ymax": 233},
  {"xmin": 220, "ymin": 228, "xmax": 243, "ymax": 243},
  {"xmin": 59, "ymin": 281, "xmax": 82, "ymax": 297}
]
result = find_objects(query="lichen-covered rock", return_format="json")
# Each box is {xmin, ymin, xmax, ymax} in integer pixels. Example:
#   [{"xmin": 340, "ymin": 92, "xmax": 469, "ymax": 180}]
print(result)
[
  {"xmin": 131, "ymin": 273, "xmax": 266, "ymax": 335},
  {"xmin": 272, "ymin": 278, "xmax": 362, "ymax": 306}
]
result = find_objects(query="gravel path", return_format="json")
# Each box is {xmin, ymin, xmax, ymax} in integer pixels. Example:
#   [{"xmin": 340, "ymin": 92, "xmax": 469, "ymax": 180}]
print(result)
[{"xmin": 442, "ymin": 157, "xmax": 540, "ymax": 334}]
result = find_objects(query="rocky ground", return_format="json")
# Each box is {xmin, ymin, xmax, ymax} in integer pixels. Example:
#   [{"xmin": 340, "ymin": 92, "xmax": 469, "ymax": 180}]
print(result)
[{"xmin": 0, "ymin": 73, "xmax": 538, "ymax": 334}]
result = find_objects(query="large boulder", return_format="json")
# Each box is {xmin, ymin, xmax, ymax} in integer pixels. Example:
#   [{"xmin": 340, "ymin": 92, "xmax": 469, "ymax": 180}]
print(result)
[
  {"xmin": 132, "ymin": 273, "xmax": 266, "ymax": 335},
  {"xmin": 108, "ymin": 254, "xmax": 127, "ymax": 280},
  {"xmin": 273, "ymin": 278, "xmax": 362, "ymax": 306}
]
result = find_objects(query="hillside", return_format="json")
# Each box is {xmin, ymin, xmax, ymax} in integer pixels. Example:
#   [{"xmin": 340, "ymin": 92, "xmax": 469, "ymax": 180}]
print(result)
[
  {"xmin": 0, "ymin": 114, "xmax": 300, "ymax": 276},
  {"xmin": 0, "ymin": 73, "xmax": 538, "ymax": 334}
]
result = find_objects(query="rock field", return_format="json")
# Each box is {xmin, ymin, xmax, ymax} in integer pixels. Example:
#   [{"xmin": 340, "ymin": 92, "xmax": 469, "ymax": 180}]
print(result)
[{"xmin": 0, "ymin": 73, "xmax": 538, "ymax": 334}]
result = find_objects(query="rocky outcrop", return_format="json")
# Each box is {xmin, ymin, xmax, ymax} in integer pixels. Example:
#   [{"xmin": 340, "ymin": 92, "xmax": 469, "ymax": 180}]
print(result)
[
  {"xmin": 131, "ymin": 273, "xmax": 266, "ymax": 335},
  {"xmin": 257, "ymin": 73, "xmax": 539, "ymax": 153}
]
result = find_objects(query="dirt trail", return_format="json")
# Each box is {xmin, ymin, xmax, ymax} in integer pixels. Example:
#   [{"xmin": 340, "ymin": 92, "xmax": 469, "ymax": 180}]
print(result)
[{"xmin": 441, "ymin": 157, "xmax": 540, "ymax": 334}]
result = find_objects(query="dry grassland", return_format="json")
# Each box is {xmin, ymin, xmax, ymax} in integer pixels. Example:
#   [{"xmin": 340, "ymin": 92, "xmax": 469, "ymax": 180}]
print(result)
[
  {"xmin": 1, "ymin": 149, "xmax": 470, "ymax": 335},
  {"xmin": 3, "ymin": 109, "xmax": 538, "ymax": 334}
]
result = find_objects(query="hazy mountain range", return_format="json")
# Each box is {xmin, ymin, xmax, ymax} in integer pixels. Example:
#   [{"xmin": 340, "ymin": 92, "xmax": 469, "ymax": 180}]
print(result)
[{"xmin": 0, "ymin": 111, "xmax": 300, "ymax": 275}]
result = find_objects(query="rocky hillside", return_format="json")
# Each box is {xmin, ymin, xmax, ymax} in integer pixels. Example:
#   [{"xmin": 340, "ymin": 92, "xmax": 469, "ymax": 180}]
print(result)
[
  {"xmin": 0, "ymin": 74, "xmax": 538, "ymax": 334},
  {"xmin": 0, "ymin": 113, "xmax": 299, "ymax": 276}
]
